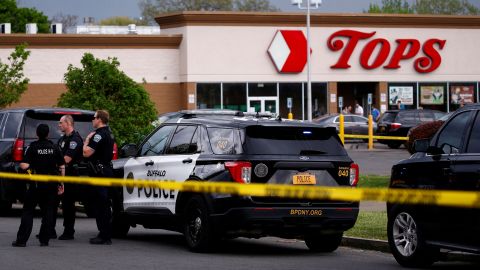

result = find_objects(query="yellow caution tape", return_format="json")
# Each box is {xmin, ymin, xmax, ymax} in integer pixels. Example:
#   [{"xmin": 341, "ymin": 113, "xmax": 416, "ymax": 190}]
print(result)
[
  {"xmin": 343, "ymin": 134, "xmax": 409, "ymax": 141},
  {"xmin": 1, "ymin": 172, "xmax": 479, "ymax": 208}
]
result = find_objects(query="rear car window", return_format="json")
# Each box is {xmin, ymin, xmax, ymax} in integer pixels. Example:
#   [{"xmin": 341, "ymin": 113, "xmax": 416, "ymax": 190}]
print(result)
[
  {"xmin": 244, "ymin": 126, "xmax": 346, "ymax": 155},
  {"xmin": 22, "ymin": 112, "xmax": 94, "ymax": 140},
  {"xmin": 207, "ymin": 128, "xmax": 243, "ymax": 155},
  {"xmin": 3, "ymin": 112, "xmax": 23, "ymax": 138},
  {"xmin": 397, "ymin": 111, "xmax": 417, "ymax": 123},
  {"xmin": 380, "ymin": 112, "xmax": 397, "ymax": 123}
]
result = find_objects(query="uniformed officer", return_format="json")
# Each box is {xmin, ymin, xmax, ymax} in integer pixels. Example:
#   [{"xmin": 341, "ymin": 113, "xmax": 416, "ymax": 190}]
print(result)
[
  {"xmin": 12, "ymin": 124, "xmax": 65, "ymax": 247},
  {"xmin": 57, "ymin": 115, "xmax": 84, "ymax": 240},
  {"xmin": 83, "ymin": 110, "xmax": 114, "ymax": 245}
]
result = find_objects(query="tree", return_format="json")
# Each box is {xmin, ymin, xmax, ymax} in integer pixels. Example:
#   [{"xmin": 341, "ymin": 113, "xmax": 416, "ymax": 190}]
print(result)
[
  {"xmin": 139, "ymin": 0, "xmax": 279, "ymax": 25},
  {"xmin": 367, "ymin": 0, "xmax": 479, "ymax": 15},
  {"xmin": 0, "ymin": 0, "xmax": 50, "ymax": 33},
  {"xmin": 57, "ymin": 53, "xmax": 158, "ymax": 145},
  {"xmin": 0, "ymin": 44, "xmax": 30, "ymax": 109},
  {"xmin": 51, "ymin": 13, "xmax": 79, "ymax": 33},
  {"xmin": 99, "ymin": 16, "xmax": 148, "ymax": 26}
]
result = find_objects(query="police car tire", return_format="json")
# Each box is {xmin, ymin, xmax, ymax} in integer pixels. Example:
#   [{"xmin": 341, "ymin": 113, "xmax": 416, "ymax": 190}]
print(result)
[
  {"xmin": 387, "ymin": 205, "xmax": 439, "ymax": 268},
  {"xmin": 111, "ymin": 214, "xmax": 130, "ymax": 238},
  {"xmin": 0, "ymin": 200, "xmax": 12, "ymax": 215},
  {"xmin": 304, "ymin": 233, "xmax": 343, "ymax": 252},
  {"xmin": 183, "ymin": 196, "xmax": 217, "ymax": 252}
]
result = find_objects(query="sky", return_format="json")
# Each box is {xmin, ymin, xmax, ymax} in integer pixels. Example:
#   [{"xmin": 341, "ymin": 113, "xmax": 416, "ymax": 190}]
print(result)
[{"xmin": 15, "ymin": 0, "xmax": 480, "ymax": 22}]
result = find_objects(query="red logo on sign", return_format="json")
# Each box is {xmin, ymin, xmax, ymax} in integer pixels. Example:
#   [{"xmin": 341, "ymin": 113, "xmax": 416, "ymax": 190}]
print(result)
[
  {"xmin": 327, "ymin": 30, "xmax": 446, "ymax": 73},
  {"xmin": 268, "ymin": 30, "xmax": 311, "ymax": 73}
]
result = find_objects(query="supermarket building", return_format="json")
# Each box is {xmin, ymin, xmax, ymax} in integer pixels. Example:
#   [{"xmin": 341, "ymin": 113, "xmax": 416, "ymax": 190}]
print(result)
[{"xmin": 1, "ymin": 12, "xmax": 479, "ymax": 119}]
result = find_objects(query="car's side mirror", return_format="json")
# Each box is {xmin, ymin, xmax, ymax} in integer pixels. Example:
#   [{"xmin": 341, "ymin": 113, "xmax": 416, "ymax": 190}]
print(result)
[
  {"xmin": 413, "ymin": 139, "xmax": 430, "ymax": 153},
  {"xmin": 120, "ymin": 143, "xmax": 138, "ymax": 158}
]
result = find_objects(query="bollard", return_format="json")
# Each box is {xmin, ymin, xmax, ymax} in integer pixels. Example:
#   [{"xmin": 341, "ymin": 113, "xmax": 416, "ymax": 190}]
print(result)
[
  {"xmin": 368, "ymin": 114, "xmax": 373, "ymax": 150},
  {"xmin": 288, "ymin": 112, "xmax": 293, "ymax": 120},
  {"xmin": 339, "ymin": 114, "xmax": 345, "ymax": 145}
]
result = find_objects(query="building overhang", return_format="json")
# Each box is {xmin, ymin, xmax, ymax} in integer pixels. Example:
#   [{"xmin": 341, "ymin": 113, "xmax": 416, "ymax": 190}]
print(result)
[{"xmin": 0, "ymin": 34, "xmax": 183, "ymax": 48}]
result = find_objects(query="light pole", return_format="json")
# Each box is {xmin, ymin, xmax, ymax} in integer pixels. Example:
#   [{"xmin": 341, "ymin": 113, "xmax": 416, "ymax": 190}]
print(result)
[{"xmin": 292, "ymin": 0, "xmax": 321, "ymax": 121}]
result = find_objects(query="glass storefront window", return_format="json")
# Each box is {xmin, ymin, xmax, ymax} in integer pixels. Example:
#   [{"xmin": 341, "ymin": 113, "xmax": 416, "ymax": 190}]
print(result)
[
  {"xmin": 279, "ymin": 83, "xmax": 302, "ymax": 120},
  {"xmin": 223, "ymin": 83, "xmax": 247, "ymax": 111},
  {"xmin": 388, "ymin": 83, "xmax": 417, "ymax": 110},
  {"xmin": 197, "ymin": 83, "xmax": 221, "ymax": 109},
  {"xmin": 303, "ymin": 83, "xmax": 327, "ymax": 119},
  {"xmin": 248, "ymin": 83, "xmax": 277, "ymax": 96},
  {"xmin": 419, "ymin": 83, "xmax": 448, "ymax": 112}
]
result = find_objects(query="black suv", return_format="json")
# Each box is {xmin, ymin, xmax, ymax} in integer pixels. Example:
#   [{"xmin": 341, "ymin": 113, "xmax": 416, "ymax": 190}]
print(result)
[
  {"xmin": 376, "ymin": 109, "xmax": 445, "ymax": 149},
  {"xmin": 387, "ymin": 104, "xmax": 480, "ymax": 267},
  {"xmin": 112, "ymin": 110, "xmax": 360, "ymax": 252},
  {"xmin": 0, "ymin": 108, "xmax": 99, "ymax": 214}
]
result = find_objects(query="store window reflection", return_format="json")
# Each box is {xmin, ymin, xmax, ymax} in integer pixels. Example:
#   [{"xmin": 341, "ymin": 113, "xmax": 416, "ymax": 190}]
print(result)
[
  {"xmin": 279, "ymin": 83, "xmax": 302, "ymax": 119},
  {"xmin": 223, "ymin": 83, "xmax": 247, "ymax": 111},
  {"xmin": 303, "ymin": 83, "xmax": 327, "ymax": 120},
  {"xmin": 197, "ymin": 83, "xmax": 221, "ymax": 109}
]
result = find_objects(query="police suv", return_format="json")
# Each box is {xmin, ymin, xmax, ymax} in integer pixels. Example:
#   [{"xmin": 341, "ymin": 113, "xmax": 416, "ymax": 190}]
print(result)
[{"xmin": 112, "ymin": 110, "xmax": 360, "ymax": 252}]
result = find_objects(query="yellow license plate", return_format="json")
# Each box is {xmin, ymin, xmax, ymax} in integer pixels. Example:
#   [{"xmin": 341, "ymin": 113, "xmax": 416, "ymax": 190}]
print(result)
[{"xmin": 293, "ymin": 174, "xmax": 316, "ymax": 185}]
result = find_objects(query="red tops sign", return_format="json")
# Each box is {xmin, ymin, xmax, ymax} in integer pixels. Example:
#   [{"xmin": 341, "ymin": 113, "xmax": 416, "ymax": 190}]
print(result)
[
  {"xmin": 268, "ymin": 29, "xmax": 446, "ymax": 74},
  {"xmin": 327, "ymin": 30, "xmax": 446, "ymax": 73}
]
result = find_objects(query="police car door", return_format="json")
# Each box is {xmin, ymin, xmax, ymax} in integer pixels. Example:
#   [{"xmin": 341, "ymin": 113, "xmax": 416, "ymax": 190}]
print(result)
[
  {"xmin": 123, "ymin": 124, "xmax": 200, "ymax": 214},
  {"xmin": 123, "ymin": 125, "xmax": 175, "ymax": 212}
]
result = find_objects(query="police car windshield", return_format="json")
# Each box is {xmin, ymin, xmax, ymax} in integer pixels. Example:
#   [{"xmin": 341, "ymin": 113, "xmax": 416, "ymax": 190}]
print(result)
[{"xmin": 244, "ymin": 126, "xmax": 346, "ymax": 155}]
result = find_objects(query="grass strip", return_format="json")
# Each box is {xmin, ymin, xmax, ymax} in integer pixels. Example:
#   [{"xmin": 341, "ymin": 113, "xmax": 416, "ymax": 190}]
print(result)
[{"xmin": 345, "ymin": 211, "xmax": 387, "ymax": 241}]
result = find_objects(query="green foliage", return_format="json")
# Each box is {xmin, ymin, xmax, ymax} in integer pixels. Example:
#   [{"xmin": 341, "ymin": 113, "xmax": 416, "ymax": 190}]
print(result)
[
  {"xmin": 0, "ymin": 44, "xmax": 30, "ymax": 108},
  {"xmin": 368, "ymin": 0, "xmax": 414, "ymax": 14},
  {"xmin": 139, "ymin": 0, "xmax": 279, "ymax": 25},
  {"xmin": 99, "ymin": 16, "xmax": 148, "ymax": 26},
  {"xmin": 57, "ymin": 53, "xmax": 158, "ymax": 145},
  {"xmin": 0, "ymin": 0, "xmax": 49, "ymax": 33},
  {"xmin": 367, "ymin": 0, "xmax": 479, "ymax": 15}
]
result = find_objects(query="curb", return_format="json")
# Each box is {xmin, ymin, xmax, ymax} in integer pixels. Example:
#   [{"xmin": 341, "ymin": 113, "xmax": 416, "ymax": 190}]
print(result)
[{"xmin": 341, "ymin": 237, "xmax": 480, "ymax": 262}]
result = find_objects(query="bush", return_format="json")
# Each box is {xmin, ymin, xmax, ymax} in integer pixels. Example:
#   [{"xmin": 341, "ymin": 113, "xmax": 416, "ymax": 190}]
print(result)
[{"xmin": 58, "ymin": 53, "xmax": 157, "ymax": 145}]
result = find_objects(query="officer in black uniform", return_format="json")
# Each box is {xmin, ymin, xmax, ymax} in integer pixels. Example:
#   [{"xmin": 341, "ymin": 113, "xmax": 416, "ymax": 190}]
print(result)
[
  {"xmin": 12, "ymin": 124, "xmax": 65, "ymax": 247},
  {"xmin": 83, "ymin": 110, "xmax": 114, "ymax": 245},
  {"xmin": 57, "ymin": 114, "xmax": 84, "ymax": 240}
]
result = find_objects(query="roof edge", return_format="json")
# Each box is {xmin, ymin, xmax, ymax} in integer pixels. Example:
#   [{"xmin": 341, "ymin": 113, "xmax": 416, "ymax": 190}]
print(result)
[{"xmin": 155, "ymin": 11, "xmax": 480, "ymax": 29}]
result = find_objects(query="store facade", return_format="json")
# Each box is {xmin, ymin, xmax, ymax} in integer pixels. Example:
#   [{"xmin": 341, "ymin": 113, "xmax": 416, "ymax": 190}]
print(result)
[{"xmin": 1, "ymin": 12, "xmax": 479, "ymax": 119}]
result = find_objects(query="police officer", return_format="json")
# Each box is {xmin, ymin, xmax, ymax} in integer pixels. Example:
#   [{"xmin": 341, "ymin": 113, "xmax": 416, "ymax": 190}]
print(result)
[
  {"xmin": 57, "ymin": 115, "xmax": 84, "ymax": 240},
  {"xmin": 83, "ymin": 110, "xmax": 114, "ymax": 245},
  {"xmin": 12, "ymin": 124, "xmax": 65, "ymax": 247}
]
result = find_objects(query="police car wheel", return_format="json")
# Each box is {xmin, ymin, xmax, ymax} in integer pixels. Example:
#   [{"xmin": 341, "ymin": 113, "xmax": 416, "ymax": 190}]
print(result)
[
  {"xmin": 183, "ymin": 196, "xmax": 217, "ymax": 252},
  {"xmin": 0, "ymin": 200, "xmax": 12, "ymax": 215},
  {"xmin": 111, "ymin": 214, "xmax": 130, "ymax": 238},
  {"xmin": 304, "ymin": 233, "xmax": 343, "ymax": 252},
  {"xmin": 387, "ymin": 206, "xmax": 439, "ymax": 267}
]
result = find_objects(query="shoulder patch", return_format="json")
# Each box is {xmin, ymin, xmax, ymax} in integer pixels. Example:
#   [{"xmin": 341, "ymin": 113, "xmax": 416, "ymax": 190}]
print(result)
[
  {"xmin": 61, "ymin": 141, "xmax": 65, "ymax": 149},
  {"xmin": 69, "ymin": 141, "xmax": 77, "ymax": 150},
  {"xmin": 93, "ymin": 134, "xmax": 102, "ymax": 143}
]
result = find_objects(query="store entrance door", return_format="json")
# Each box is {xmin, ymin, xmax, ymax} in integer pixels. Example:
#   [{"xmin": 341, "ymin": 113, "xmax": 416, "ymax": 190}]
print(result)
[{"xmin": 247, "ymin": 97, "xmax": 278, "ymax": 114}]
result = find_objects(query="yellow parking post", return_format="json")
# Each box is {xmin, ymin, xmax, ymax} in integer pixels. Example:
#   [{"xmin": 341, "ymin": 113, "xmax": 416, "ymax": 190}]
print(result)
[
  {"xmin": 339, "ymin": 114, "xmax": 345, "ymax": 145},
  {"xmin": 288, "ymin": 112, "xmax": 293, "ymax": 119},
  {"xmin": 368, "ymin": 114, "xmax": 373, "ymax": 150}
]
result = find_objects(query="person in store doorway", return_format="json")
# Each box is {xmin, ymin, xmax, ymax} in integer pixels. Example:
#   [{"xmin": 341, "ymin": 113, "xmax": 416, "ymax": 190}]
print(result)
[
  {"xmin": 397, "ymin": 100, "xmax": 406, "ymax": 110},
  {"xmin": 354, "ymin": 101, "xmax": 364, "ymax": 116},
  {"xmin": 371, "ymin": 106, "xmax": 380, "ymax": 122}
]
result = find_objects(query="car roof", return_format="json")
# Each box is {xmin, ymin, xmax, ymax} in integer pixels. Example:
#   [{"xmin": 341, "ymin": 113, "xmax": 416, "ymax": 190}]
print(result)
[
  {"xmin": 0, "ymin": 107, "xmax": 94, "ymax": 115},
  {"xmin": 166, "ymin": 116, "xmax": 324, "ymax": 129}
]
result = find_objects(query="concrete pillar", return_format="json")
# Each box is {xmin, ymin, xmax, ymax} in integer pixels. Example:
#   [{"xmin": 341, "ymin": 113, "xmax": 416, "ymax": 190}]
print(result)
[
  {"xmin": 328, "ymin": 82, "xmax": 338, "ymax": 114},
  {"xmin": 378, "ymin": 82, "xmax": 388, "ymax": 113}
]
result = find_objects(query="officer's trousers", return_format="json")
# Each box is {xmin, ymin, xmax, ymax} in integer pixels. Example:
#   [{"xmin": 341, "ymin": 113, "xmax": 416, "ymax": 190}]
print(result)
[
  {"xmin": 89, "ymin": 168, "xmax": 113, "ymax": 240},
  {"xmin": 16, "ymin": 183, "xmax": 57, "ymax": 244}
]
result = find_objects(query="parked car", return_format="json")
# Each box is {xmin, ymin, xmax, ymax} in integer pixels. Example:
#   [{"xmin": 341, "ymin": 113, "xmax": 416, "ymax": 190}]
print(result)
[
  {"xmin": 112, "ymin": 110, "xmax": 360, "ymax": 252},
  {"xmin": 313, "ymin": 114, "xmax": 377, "ymax": 138},
  {"xmin": 387, "ymin": 104, "xmax": 480, "ymax": 267},
  {"xmin": 0, "ymin": 108, "xmax": 116, "ymax": 214},
  {"xmin": 376, "ymin": 109, "xmax": 445, "ymax": 149},
  {"xmin": 405, "ymin": 112, "xmax": 453, "ymax": 154}
]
